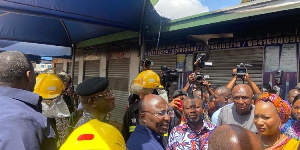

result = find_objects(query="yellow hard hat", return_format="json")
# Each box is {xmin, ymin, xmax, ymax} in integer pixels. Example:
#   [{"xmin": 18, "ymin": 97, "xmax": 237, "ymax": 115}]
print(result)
[
  {"xmin": 60, "ymin": 119, "xmax": 126, "ymax": 150},
  {"xmin": 34, "ymin": 73, "xmax": 64, "ymax": 99},
  {"xmin": 132, "ymin": 70, "xmax": 161, "ymax": 89}
]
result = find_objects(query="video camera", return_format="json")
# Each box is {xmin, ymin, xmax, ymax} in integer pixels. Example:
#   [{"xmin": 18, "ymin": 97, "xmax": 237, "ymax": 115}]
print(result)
[
  {"xmin": 273, "ymin": 70, "xmax": 283, "ymax": 97},
  {"xmin": 274, "ymin": 70, "xmax": 283, "ymax": 85},
  {"xmin": 195, "ymin": 72, "xmax": 210, "ymax": 85},
  {"xmin": 160, "ymin": 66, "xmax": 178, "ymax": 88},
  {"xmin": 273, "ymin": 85, "xmax": 282, "ymax": 96},
  {"xmin": 235, "ymin": 63, "xmax": 252, "ymax": 78},
  {"xmin": 196, "ymin": 72, "xmax": 204, "ymax": 81},
  {"xmin": 194, "ymin": 52, "xmax": 210, "ymax": 69}
]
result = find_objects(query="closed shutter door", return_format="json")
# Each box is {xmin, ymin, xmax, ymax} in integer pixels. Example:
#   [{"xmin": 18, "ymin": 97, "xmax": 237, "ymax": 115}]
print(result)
[
  {"xmin": 54, "ymin": 63, "xmax": 63, "ymax": 70},
  {"xmin": 67, "ymin": 62, "xmax": 79, "ymax": 86},
  {"xmin": 108, "ymin": 59, "xmax": 130, "ymax": 123},
  {"xmin": 201, "ymin": 47, "xmax": 263, "ymax": 88},
  {"xmin": 84, "ymin": 60, "xmax": 100, "ymax": 80},
  {"xmin": 146, "ymin": 55, "xmax": 177, "ymax": 95}
]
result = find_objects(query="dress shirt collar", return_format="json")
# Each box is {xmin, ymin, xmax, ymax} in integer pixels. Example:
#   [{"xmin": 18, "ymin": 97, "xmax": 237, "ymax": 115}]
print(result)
[{"xmin": 0, "ymin": 86, "xmax": 41, "ymax": 110}]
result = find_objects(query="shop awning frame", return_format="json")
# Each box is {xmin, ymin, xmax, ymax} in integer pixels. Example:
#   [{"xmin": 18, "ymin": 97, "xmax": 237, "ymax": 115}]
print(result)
[{"xmin": 0, "ymin": 0, "xmax": 162, "ymax": 57}]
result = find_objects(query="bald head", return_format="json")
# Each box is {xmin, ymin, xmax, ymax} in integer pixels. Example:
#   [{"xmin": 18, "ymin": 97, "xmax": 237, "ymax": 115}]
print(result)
[
  {"xmin": 215, "ymin": 86, "xmax": 231, "ymax": 96},
  {"xmin": 214, "ymin": 86, "xmax": 232, "ymax": 108},
  {"xmin": 232, "ymin": 84, "xmax": 253, "ymax": 96},
  {"xmin": 139, "ymin": 94, "xmax": 167, "ymax": 112},
  {"xmin": 208, "ymin": 124, "xmax": 263, "ymax": 150}
]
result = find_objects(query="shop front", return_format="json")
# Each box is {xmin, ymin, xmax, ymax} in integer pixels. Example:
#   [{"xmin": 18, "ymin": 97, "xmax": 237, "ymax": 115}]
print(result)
[
  {"xmin": 107, "ymin": 49, "xmax": 131, "ymax": 123},
  {"xmin": 207, "ymin": 33, "xmax": 300, "ymax": 99}
]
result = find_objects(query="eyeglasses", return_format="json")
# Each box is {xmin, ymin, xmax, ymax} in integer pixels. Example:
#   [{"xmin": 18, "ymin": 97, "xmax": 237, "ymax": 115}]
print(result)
[
  {"xmin": 88, "ymin": 89, "xmax": 114, "ymax": 100},
  {"xmin": 232, "ymin": 96, "xmax": 250, "ymax": 101},
  {"xmin": 143, "ymin": 110, "xmax": 174, "ymax": 118}
]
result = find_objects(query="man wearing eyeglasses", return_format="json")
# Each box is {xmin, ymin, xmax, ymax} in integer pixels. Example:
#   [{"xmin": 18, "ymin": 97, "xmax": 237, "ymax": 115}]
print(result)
[
  {"xmin": 217, "ymin": 84, "xmax": 258, "ymax": 133},
  {"xmin": 127, "ymin": 94, "xmax": 172, "ymax": 150},
  {"xmin": 72, "ymin": 77, "xmax": 115, "ymax": 129},
  {"xmin": 167, "ymin": 95, "xmax": 216, "ymax": 150}
]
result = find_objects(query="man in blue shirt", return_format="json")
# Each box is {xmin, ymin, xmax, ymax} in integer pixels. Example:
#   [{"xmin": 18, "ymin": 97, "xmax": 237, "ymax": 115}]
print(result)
[
  {"xmin": 0, "ymin": 51, "xmax": 56, "ymax": 150},
  {"xmin": 127, "ymin": 94, "xmax": 173, "ymax": 150},
  {"xmin": 211, "ymin": 86, "xmax": 232, "ymax": 125}
]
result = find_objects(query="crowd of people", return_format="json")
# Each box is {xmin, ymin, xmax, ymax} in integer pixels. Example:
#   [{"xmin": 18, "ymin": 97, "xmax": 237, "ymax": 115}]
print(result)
[{"xmin": 0, "ymin": 51, "xmax": 299, "ymax": 150}]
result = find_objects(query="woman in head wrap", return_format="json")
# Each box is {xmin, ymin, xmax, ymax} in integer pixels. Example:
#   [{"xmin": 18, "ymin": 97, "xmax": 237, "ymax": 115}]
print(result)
[
  {"xmin": 281, "ymin": 94, "xmax": 300, "ymax": 140},
  {"xmin": 254, "ymin": 93, "xmax": 299, "ymax": 150}
]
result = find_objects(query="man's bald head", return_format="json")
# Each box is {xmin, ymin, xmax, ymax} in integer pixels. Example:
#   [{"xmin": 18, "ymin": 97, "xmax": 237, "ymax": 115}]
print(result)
[
  {"xmin": 208, "ymin": 124, "xmax": 263, "ymax": 150},
  {"xmin": 215, "ymin": 86, "xmax": 231, "ymax": 96},
  {"xmin": 214, "ymin": 86, "xmax": 232, "ymax": 108},
  {"xmin": 139, "ymin": 94, "xmax": 167, "ymax": 112},
  {"xmin": 232, "ymin": 84, "xmax": 253, "ymax": 97}
]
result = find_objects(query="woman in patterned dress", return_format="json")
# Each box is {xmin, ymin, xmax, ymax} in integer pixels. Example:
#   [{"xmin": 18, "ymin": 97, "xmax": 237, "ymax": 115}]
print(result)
[{"xmin": 281, "ymin": 94, "xmax": 300, "ymax": 141}]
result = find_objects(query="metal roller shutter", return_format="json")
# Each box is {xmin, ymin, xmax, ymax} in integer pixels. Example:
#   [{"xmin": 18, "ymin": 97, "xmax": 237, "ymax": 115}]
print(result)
[
  {"xmin": 146, "ymin": 55, "xmax": 177, "ymax": 96},
  {"xmin": 84, "ymin": 60, "xmax": 100, "ymax": 80},
  {"xmin": 67, "ymin": 62, "xmax": 79, "ymax": 86},
  {"xmin": 108, "ymin": 59, "xmax": 130, "ymax": 123},
  {"xmin": 200, "ymin": 47, "xmax": 263, "ymax": 88}
]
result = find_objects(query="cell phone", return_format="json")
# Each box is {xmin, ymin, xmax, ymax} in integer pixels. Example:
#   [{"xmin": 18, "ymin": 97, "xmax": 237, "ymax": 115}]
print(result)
[{"xmin": 177, "ymin": 100, "xmax": 183, "ymax": 108}]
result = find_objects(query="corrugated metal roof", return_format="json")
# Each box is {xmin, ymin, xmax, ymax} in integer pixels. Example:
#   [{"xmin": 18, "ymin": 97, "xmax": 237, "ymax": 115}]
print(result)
[{"xmin": 149, "ymin": 0, "xmax": 300, "ymax": 34}]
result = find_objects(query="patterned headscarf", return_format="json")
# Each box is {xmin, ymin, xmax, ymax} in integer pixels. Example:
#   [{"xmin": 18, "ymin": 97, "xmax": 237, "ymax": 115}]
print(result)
[{"xmin": 256, "ymin": 93, "xmax": 291, "ymax": 124}]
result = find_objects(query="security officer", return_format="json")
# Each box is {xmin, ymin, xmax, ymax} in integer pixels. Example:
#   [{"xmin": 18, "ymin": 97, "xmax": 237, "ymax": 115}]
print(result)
[
  {"xmin": 121, "ymin": 70, "xmax": 161, "ymax": 142},
  {"xmin": 68, "ymin": 77, "xmax": 115, "ymax": 132}
]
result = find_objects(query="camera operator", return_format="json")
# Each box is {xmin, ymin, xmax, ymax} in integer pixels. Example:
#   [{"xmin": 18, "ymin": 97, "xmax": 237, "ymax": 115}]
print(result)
[
  {"xmin": 182, "ymin": 73, "xmax": 196, "ymax": 93},
  {"xmin": 141, "ymin": 59, "xmax": 151, "ymax": 71},
  {"xmin": 227, "ymin": 69, "xmax": 261, "ymax": 94},
  {"xmin": 262, "ymin": 83, "xmax": 272, "ymax": 93},
  {"xmin": 182, "ymin": 73, "xmax": 214, "ymax": 96}
]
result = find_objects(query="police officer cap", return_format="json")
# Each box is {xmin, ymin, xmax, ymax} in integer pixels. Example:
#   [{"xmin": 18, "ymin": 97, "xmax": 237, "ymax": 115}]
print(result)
[
  {"xmin": 76, "ymin": 77, "xmax": 109, "ymax": 96},
  {"xmin": 172, "ymin": 90, "xmax": 187, "ymax": 98}
]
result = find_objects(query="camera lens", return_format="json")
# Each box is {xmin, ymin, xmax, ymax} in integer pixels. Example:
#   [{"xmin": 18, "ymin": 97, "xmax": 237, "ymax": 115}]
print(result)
[{"xmin": 196, "ymin": 75, "xmax": 203, "ymax": 81}]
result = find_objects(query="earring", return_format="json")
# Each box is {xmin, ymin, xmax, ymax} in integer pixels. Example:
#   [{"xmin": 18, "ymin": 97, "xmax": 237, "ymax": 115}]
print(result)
[{"xmin": 279, "ymin": 123, "xmax": 282, "ymax": 130}]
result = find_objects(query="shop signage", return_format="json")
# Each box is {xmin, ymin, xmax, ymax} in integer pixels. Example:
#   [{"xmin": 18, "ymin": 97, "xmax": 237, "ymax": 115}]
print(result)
[
  {"xmin": 52, "ymin": 58, "xmax": 63, "ymax": 63},
  {"xmin": 84, "ymin": 50, "xmax": 101, "ymax": 60},
  {"xmin": 208, "ymin": 36, "xmax": 300, "ymax": 50},
  {"xmin": 145, "ymin": 41, "xmax": 206, "ymax": 56},
  {"xmin": 108, "ymin": 51, "xmax": 130, "ymax": 59}
]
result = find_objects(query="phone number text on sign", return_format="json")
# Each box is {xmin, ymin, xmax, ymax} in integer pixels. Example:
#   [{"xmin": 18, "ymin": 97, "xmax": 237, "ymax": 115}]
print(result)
[{"xmin": 209, "ymin": 36, "xmax": 300, "ymax": 50}]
